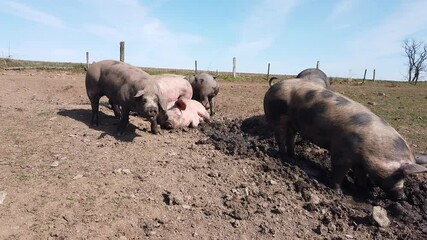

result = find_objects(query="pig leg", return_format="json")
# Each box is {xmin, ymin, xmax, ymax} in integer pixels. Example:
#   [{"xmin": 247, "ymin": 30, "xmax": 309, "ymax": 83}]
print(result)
[
  {"xmin": 285, "ymin": 127, "xmax": 297, "ymax": 159},
  {"xmin": 330, "ymin": 155, "xmax": 351, "ymax": 195},
  {"xmin": 117, "ymin": 107, "xmax": 130, "ymax": 136},
  {"xmin": 109, "ymin": 100, "xmax": 121, "ymax": 119},
  {"xmin": 208, "ymin": 96, "xmax": 215, "ymax": 116},
  {"xmin": 150, "ymin": 118, "xmax": 160, "ymax": 134},
  {"xmin": 89, "ymin": 95, "xmax": 101, "ymax": 126},
  {"xmin": 352, "ymin": 165, "xmax": 368, "ymax": 189},
  {"xmin": 275, "ymin": 116, "xmax": 293, "ymax": 162}
]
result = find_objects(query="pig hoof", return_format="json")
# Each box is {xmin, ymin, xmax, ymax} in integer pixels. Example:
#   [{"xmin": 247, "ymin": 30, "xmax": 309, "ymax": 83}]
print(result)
[
  {"xmin": 117, "ymin": 130, "xmax": 126, "ymax": 136},
  {"xmin": 284, "ymin": 156, "xmax": 297, "ymax": 165},
  {"xmin": 389, "ymin": 191, "xmax": 406, "ymax": 201}
]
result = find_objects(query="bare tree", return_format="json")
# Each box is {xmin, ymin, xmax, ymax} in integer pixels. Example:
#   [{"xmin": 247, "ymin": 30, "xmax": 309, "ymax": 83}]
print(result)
[{"xmin": 403, "ymin": 39, "xmax": 427, "ymax": 84}]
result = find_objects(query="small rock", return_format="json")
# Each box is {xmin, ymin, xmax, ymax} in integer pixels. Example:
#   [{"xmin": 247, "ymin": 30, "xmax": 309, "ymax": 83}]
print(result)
[
  {"xmin": 367, "ymin": 101, "xmax": 376, "ymax": 106},
  {"xmin": 309, "ymin": 193, "xmax": 321, "ymax": 205},
  {"xmin": 327, "ymin": 222, "xmax": 336, "ymax": 232},
  {"xmin": 314, "ymin": 224, "xmax": 327, "ymax": 235},
  {"xmin": 0, "ymin": 191, "xmax": 6, "ymax": 204},
  {"xmin": 49, "ymin": 117, "xmax": 57, "ymax": 121},
  {"xmin": 271, "ymin": 206, "xmax": 285, "ymax": 214},
  {"xmin": 208, "ymin": 172, "xmax": 219, "ymax": 178},
  {"xmin": 83, "ymin": 138, "xmax": 90, "ymax": 143},
  {"xmin": 269, "ymin": 180, "xmax": 277, "ymax": 185},
  {"xmin": 378, "ymin": 92, "xmax": 386, "ymax": 96},
  {"xmin": 122, "ymin": 169, "xmax": 131, "ymax": 175},
  {"xmin": 182, "ymin": 204, "xmax": 191, "ymax": 209},
  {"xmin": 73, "ymin": 174, "xmax": 83, "ymax": 180},
  {"xmin": 230, "ymin": 219, "xmax": 240, "ymax": 228},
  {"xmin": 50, "ymin": 161, "xmax": 60, "ymax": 167},
  {"xmin": 372, "ymin": 206, "xmax": 390, "ymax": 227},
  {"xmin": 167, "ymin": 151, "xmax": 177, "ymax": 156},
  {"xmin": 259, "ymin": 222, "xmax": 275, "ymax": 235}
]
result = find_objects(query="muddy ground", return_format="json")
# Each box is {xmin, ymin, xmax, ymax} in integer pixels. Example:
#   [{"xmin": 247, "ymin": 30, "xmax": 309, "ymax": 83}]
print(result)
[{"xmin": 0, "ymin": 70, "xmax": 426, "ymax": 239}]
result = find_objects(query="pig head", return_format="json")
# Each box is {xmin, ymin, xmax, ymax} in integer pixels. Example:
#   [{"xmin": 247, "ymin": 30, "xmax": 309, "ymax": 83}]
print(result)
[
  {"xmin": 263, "ymin": 78, "xmax": 427, "ymax": 198},
  {"xmin": 186, "ymin": 72, "xmax": 219, "ymax": 116},
  {"xmin": 296, "ymin": 68, "xmax": 330, "ymax": 89},
  {"xmin": 85, "ymin": 60, "xmax": 165, "ymax": 135},
  {"xmin": 269, "ymin": 68, "xmax": 330, "ymax": 89},
  {"xmin": 157, "ymin": 98, "xmax": 210, "ymax": 129}
]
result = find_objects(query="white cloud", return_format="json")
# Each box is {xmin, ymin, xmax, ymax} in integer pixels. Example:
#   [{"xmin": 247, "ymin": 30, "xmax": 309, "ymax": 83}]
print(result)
[
  {"xmin": 232, "ymin": 39, "xmax": 273, "ymax": 58},
  {"xmin": 349, "ymin": 0, "xmax": 427, "ymax": 58},
  {"xmin": 324, "ymin": 0, "xmax": 427, "ymax": 80},
  {"xmin": 77, "ymin": 0, "xmax": 203, "ymax": 69},
  {"xmin": 328, "ymin": 0, "xmax": 358, "ymax": 21},
  {"xmin": 231, "ymin": 0, "xmax": 301, "ymax": 58},
  {"xmin": 85, "ymin": 24, "xmax": 123, "ymax": 40},
  {"xmin": 0, "ymin": 0, "xmax": 64, "ymax": 28}
]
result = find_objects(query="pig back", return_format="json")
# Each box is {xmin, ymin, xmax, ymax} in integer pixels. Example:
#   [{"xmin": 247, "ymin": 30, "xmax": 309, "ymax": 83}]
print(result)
[
  {"xmin": 152, "ymin": 74, "xmax": 193, "ymax": 104},
  {"xmin": 287, "ymin": 83, "xmax": 413, "ymax": 164}
]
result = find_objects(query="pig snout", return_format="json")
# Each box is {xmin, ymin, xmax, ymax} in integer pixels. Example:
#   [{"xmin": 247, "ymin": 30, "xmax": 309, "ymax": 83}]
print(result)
[
  {"xmin": 146, "ymin": 106, "xmax": 158, "ymax": 118},
  {"xmin": 164, "ymin": 120, "xmax": 174, "ymax": 130},
  {"xmin": 135, "ymin": 97, "xmax": 159, "ymax": 120}
]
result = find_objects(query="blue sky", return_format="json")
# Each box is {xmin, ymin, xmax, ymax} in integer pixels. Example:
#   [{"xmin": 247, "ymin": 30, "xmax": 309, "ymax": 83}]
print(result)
[{"xmin": 1, "ymin": 0, "xmax": 427, "ymax": 81}]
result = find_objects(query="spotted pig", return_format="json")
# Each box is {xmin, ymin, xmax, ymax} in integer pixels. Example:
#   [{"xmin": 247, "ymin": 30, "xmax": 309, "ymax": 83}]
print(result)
[
  {"xmin": 263, "ymin": 78, "xmax": 427, "ymax": 198},
  {"xmin": 269, "ymin": 68, "xmax": 330, "ymax": 89}
]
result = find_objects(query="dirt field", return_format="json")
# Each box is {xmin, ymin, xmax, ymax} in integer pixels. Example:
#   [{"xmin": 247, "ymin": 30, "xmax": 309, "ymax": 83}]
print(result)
[{"xmin": 0, "ymin": 70, "xmax": 426, "ymax": 239}]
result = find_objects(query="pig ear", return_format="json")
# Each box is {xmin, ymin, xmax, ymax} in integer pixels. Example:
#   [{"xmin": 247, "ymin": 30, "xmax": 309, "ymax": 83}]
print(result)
[
  {"xmin": 134, "ymin": 90, "xmax": 145, "ymax": 98},
  {"xmin": 401, "ymin": 163, "xmax": 427, "ymax": 175},
  {"xmin": 415, "ymin": 154, "xmax": 427, "ymax": 165},
  {"xmin": 156, "ymin": 94, "xmax": 168, "ymax": 112},
  {"xmin": 175, "ymin": 98, "xmax": 187, "ymax": 111}
]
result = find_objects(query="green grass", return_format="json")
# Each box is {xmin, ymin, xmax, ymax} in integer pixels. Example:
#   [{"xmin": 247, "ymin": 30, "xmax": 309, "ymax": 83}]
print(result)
[{"xmin": 1, "ymin": 58, "xmax": 86, "ymax": 72}]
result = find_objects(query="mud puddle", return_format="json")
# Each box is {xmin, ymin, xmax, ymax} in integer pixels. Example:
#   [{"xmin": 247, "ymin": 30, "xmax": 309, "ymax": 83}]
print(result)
[{"xmin": 197, "ymin": 116, "xmax": 427, "ymax": 239}]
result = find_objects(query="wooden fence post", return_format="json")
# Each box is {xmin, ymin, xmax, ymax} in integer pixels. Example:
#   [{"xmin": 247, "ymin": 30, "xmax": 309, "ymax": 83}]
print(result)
[
  {"xmin": 233, "ymin": 57, "xmax": 236, "ymax": 78},
  {"xmin": 120, "ymin": 41, "xmax": 125, "ymax": 62},
  {"xmin": 266, "ymin": 63, "xmax": 271, "ymax": 81},
  {"xmin": 316, "ymin": 61, "xmax": 319, "ymax": 69},
  {"xmin": 362, "ymin": 69, "xmax": 367, "ymax": 84},
  {"xmin": 195, "ymin": 60, "xmax": 198, "ymax": 74},
  {"xmin": 86, "ymin": 52, "xmax": 89, "ymax": 69},
  {"xmin": 372, "ymin": 69, "xmax": 376, "ymax": 81}
]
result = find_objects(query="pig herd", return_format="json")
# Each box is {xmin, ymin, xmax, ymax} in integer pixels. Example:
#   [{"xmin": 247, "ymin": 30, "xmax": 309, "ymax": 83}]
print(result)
[
  {"xmin": 85, "ymin": 60, "xmax": 217, "ymax": 135},
  {"xmin": 85, "ymin": 60, "xmax": 427, "ymax": 200}
]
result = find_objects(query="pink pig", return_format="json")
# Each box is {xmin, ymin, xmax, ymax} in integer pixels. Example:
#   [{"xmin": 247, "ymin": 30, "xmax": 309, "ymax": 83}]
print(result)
[
  {"xmin": 150, "ymin": 74, "xmax": 193, "ymax": 107},
  {"xmin": 158, "ymin": 98, "xmax": 210, "ymax": 129}
]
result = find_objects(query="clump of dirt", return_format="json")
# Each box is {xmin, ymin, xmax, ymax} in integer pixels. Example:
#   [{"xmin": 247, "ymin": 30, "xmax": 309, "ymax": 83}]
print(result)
[{"xmin": 198, "ymin": 116, "xmax": 427, "ymax": 239}]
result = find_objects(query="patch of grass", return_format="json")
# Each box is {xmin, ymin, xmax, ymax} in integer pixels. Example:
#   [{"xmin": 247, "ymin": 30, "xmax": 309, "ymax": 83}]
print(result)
[
  {"xmin": 18, "ymin": 173, "xmax": 30, "ymax": 182},
  {"xmin": 1, "ymin": 58, "xmax": 86, "ymax": 72},
  {"xmin": 37, "ymin": 110, "xmax": 56, "ymax": 117}
]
